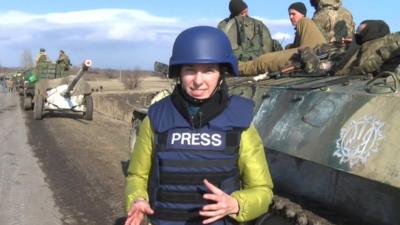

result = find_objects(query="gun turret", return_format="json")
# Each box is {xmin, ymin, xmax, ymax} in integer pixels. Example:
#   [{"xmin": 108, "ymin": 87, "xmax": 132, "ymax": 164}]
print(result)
[{"xmin": 62, "ymin": 60, "xmax": 92, "ymax": 97}]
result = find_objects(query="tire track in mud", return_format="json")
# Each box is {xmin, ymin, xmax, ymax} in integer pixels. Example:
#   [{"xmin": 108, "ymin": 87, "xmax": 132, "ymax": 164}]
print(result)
[
  {"xmin": 24, "ymin": 109, "xmax": 129, "ymax": 225},
  {"xmin": 25, "ymin": 117, "xmax": 111, "ymax": 225}
]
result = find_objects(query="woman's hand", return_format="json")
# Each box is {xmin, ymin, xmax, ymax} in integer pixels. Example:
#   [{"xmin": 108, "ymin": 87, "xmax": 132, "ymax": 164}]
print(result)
[
  {"xmin": 124, "ymin": 199, "xmax": 154, "ymax": 225},
  {"xmin": 199, "ymin": 179, "xmax": 239, "ymax": 224}
]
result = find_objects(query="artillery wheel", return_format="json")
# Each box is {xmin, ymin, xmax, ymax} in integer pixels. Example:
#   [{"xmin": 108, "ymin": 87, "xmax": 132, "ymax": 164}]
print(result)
[
  {"xmin": 33, "ymin": 96, "xmax": 44, "ymax": 120},
  {"xmin": 83, "ymin": 95, "xmax": 93, "ymax": 120},
  {"xmin": 23, "ymin": 95, "xmax": 33, "ymax": 110}
]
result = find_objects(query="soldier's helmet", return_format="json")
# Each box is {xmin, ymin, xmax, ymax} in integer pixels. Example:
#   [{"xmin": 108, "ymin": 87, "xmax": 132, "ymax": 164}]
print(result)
[
  {"xmin": 168, "ymin": 26, "xmax": 239, "ymax": 77},
  {"xmin": 40, "ymin": 48, "xmax": 45, "ymax": 52}
]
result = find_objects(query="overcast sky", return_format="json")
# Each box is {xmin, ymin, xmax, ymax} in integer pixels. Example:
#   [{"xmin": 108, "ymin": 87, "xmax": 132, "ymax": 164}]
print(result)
[{"xmin": 0, "ymin": 0, "xmax": 399, "ymax": 69}]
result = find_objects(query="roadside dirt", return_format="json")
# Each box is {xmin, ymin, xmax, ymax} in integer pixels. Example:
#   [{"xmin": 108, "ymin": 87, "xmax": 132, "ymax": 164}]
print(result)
[
  {"xmin": 20, "ymin": 75, "xmax": 170, "ymax": 225},
  {"xmin": 25, "ymin": 109, "xmax": 132, "ymax": 225}
]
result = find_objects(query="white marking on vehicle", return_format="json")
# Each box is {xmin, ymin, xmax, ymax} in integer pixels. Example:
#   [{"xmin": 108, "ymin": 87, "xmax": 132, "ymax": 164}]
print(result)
[{"xmin": 333, "ymin": 116, "xmax": 384, "ymax": 168}]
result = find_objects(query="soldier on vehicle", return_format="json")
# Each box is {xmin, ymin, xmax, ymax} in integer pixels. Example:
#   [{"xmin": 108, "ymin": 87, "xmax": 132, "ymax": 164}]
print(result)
[
  {"xmin": 286, "ymin": 2, "xmax": 326, "ymax": 49},
  {"xmin": 218, "ymin": 0, "xmax": 274, "ymax": 61},
  {"xmin": 124, "ymin": 26, "xmax": 273, "ymax": 225},
  {"xmin": 35, "ymin": 48, "xmax": 50, "ymax": 66},
  {"xmin": 310, "ymin": 0, "xmax": 355, "ymax": 43},
  {"xmin": 238, "ymin": 2, "xmax": 327, "ymax": 76},
  {"xmin": 56, "ymin": 50, "xmax": 72, "ymax": 72},
  {"xmin": 277, "ymin": 20, "xmax": 398, "ymax": 77},
  {"xmin": 335, "ymin": 20, "xmax": 399, "ymax": 75}
]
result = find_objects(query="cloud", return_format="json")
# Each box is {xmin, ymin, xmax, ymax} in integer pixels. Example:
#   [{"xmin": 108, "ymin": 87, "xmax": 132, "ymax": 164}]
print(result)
[
  {"xmin": 0, "ymin": 9, "xmax": 186, "ymax": 43},
  {"xmin": 0, "ymin": 9, "xmax": 293, "ymax": 68},
  {"xmin": 272, "ymin": 32, "xmax": 292, "ymax": 42}
]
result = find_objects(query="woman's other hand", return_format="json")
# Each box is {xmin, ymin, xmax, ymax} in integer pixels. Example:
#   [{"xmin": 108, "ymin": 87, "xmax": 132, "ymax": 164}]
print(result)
[
  {"xmin": 125, "ymin": 199, "xmax": 154, "ymax": 225},
  {"xmin": 200, "ymin": 179, "xmax": 239, "ymax": 224}
]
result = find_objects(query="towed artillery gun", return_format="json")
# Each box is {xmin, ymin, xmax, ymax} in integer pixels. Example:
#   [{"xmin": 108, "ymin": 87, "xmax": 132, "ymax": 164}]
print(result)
[
  {"xmin": 23, "ymin": 60, "xmax": 69, "ymax": 110},
  {"xmin": 33, "ymin": 60, "xmax": 93, "ymax": 120},
  {"xmin": 128, "ymin": 61, "xmax": 400, "ymax": 225}
]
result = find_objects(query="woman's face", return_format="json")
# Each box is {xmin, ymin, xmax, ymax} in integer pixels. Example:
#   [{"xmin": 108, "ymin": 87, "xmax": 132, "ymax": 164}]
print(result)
[{"xmin": 180, "ymin": 63, "xmax": 220, "ymax": 100}]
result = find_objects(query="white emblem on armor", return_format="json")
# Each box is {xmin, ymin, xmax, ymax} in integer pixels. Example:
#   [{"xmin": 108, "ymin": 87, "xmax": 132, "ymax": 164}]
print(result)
[{"xmin": 333, "ymin": 116, "xmax": 384, "ymax": 168}]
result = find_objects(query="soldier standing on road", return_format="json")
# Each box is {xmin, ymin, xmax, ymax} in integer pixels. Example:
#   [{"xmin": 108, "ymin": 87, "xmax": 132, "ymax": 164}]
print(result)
[
  {"xmin": 310, "ymin": 0, "xmax": 355, "ymax": 43},
  {"xmin": 124, "ymin": 26, "xmax": 274, "ymax": 225},
  {"xmin": 5, "ymin": 78, "xmax": 14, "ymax": 92},
  {"xmin": 218, "ymin": 0, "xmax": 274, "ymax": 61}
]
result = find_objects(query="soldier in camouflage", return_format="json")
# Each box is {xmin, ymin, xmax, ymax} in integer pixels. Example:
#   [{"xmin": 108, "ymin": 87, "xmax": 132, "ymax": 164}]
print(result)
[
  {"xmin": 35, "ymin": 48, "xmax": 50, "ymax": 66},
  {"xmin": 238, "ymin": 2, "xmax": 326, "ymax": 76},
  {"xmin": 218, "ymin": 0, "xmax": 274, "ymax": 61},
  {"xmin": 310, "ymin": 0, "xmax": 355, "ymax": 43},
  {"xmin": 297, "ymin": 20, "xmax": 400, "ymax": 76},
  {"xmin": 56, "ymin": 50, "xmax": 71, "ymax": 71},
  {"xmin": 336, "ymin": 20, "xmax": 400, "ymax": 75}
]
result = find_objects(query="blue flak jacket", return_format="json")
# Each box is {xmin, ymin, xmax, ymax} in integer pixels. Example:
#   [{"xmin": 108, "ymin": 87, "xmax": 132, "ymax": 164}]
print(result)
[{"xmin": 147, "ymin": 95, "xmax": 253, "ymax": 225}]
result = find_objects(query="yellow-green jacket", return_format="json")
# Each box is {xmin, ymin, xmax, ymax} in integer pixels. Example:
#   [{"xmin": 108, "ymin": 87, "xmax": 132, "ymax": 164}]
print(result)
[{"xmin": 125, "ymin": 116, "xmax": 274, "ymax": 222}]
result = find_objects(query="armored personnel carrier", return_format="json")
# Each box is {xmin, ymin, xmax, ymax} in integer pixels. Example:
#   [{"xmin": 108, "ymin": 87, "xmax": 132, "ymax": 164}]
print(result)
[{"xmin": 128, "ymin": 63, "xmax": 400, "ymax": 225}]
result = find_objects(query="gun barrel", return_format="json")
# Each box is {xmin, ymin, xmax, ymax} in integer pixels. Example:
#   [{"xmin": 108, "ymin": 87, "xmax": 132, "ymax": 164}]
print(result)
[{"xmin": 64, "ymin": 60, "xmax": 92, "ymax": 97}]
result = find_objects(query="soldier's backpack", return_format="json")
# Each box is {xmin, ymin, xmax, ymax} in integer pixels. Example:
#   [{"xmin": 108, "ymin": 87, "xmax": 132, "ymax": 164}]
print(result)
[
  {"xmin": 37, "ymin": 53, "xmax": 48, "ymax": 63},
  {"xmin": 219, "ymin": 16, "xmax": 269, "ymax": 61}
]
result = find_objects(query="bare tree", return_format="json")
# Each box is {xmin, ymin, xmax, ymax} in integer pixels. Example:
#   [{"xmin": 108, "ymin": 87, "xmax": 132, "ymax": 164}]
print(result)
[
  {"xmin": 122, "ymin": 69, "xmax": 142, "ymax": 90},
  {"xmin": 20, "ymin": 49, "xmax": 33, "ymax": 69}
]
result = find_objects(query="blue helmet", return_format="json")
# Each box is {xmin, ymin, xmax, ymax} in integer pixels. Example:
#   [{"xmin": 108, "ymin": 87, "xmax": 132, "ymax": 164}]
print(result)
[{"xmin": 169, "ymin": 26, "xmax": 239, "ymax": 77}]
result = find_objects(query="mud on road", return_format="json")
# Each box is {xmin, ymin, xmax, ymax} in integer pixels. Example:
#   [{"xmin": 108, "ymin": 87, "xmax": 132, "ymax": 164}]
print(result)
[{"xmin": 24, "ymin": 104, "xmax": 132, "ymax": 225}]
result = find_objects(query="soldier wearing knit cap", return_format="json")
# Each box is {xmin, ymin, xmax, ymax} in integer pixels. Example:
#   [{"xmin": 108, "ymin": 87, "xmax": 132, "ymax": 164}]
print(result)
[
  {"xmin": 218, "ymin": 0, "xmax": 274, "ymax": 60},
  {"xmin": 285, "ymin": 1, "xmax": 325, "ymax": 49},
  {"xmin": 288, "ymin": 2, "xmax": 307, "ymax": 26},
  {"xmin": 289, "ymin": 2, "xmax": 307, "ymax": 16},
  {"xmin": 238, "ymin": 1, "xmax": 327, "ymax": 76}
]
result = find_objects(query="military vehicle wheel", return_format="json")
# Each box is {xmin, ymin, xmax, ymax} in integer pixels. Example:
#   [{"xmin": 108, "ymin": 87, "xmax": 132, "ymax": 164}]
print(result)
[
  {"xmin": 83, "ymin": 95, "xmax": 93, "ymax": 120},
  {"xmin": 33, "ymin": 96, "xmax": 44, "ymax": 120},
  {"xmin": 24, "ymin": 95, "xmax": 33, "ymax": 110}
]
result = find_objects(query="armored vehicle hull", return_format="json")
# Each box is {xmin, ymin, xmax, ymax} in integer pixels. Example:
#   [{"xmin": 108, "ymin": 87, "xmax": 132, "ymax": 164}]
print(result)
[
  {"xmin": 129, "ymin": 67, "xmax": 400, "ymax": 225},
  {"xmin": 227, "ymin": 74, "xmax": 400, "ymax": 225}
]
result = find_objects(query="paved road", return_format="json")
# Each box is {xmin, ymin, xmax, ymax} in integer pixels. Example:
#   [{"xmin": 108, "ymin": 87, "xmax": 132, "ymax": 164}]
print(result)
[
  {"xmin": 0, "ymin": 88, "xmax": 131, "ymax": 225},
  {"xmin": 0, "ymin": 88, "xmax": 63, "ymax": 225}
]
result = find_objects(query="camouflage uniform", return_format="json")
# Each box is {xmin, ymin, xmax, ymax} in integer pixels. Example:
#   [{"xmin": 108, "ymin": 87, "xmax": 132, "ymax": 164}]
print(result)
[
  {"xmin": 218, "ymin": 15, "xmax": 273, "ymax": 61},
  {"xmin": 239, "ymin": 17, "xmax": 326, "ymax": 76},
  {"xmin": 312, "ymin": 0, "xmax": 355, "ymax": 43},
  {"xmin": 56, "ymin": 52, "xmax": 71, "ymax": 71},
  {"xmin": 35, "ymin": 52, "xmax": 49, "ymax": 66},
  {"xmin": 5, "ymin": 79, "xmax": 14, "ymax": 92},
  {"xmin": 337, "ymin": 32, "xmax": 400, "ymax": 75}
]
